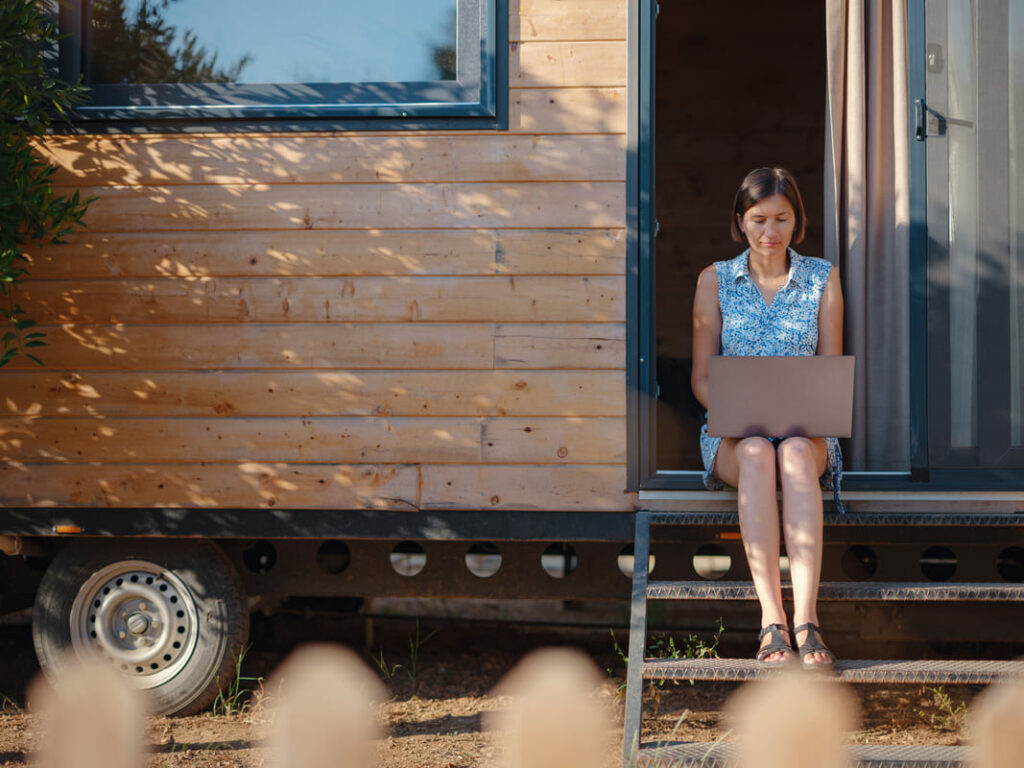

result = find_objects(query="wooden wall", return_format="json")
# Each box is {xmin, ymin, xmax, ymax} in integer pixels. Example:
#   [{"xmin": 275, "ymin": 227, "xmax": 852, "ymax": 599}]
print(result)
[{"xmin": 0, "ymin": 0, "xmax": 635, "ymax": 512}]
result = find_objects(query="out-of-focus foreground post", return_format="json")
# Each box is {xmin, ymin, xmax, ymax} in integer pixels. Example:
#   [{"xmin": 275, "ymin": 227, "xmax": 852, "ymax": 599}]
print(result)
[
  {"xmin": 486, "ymin": 647, "xmax": 612, "ymax": 768},
  {"xmin": 727, "ymin": 671, "xmax": 858, "ymax": 768},
  {"xmin": 32, "ymin": 657, "xmax": 145, "ymax": 768},
  {"xmin": 968, "ymin": 676, "xmax": 1024, "ymax": 768},
  {"xmin": 267, "ymin": 643, "xmax": 386, "ymax": 768}
]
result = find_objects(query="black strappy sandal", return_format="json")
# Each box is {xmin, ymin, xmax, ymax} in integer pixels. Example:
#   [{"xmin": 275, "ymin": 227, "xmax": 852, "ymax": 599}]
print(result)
[
  {"xmin": 793, "ymin": 622, "xmax": 836, "ymax": 670},
  {"xmin": 756, "ymin": 623, "xmax": 795, "ymax": 666}
]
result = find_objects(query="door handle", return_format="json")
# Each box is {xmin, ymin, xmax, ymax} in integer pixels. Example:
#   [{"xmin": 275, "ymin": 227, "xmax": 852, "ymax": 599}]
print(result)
[{"xmin": 914, "ymin": 99, "xmax": 948, "ymax": 141}]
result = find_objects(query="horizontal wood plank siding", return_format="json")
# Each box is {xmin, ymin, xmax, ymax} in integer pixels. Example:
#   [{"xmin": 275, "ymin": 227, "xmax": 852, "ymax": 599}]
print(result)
[
  {"xmin": 75, "ymin": 182, "xmax": 625, "ymax": 232},
  {"xmin": 1, "ymin": 0, "xmax": 633, "ymax": 513},
  {"xmin": 43, "ymin": 135, "xmax": 626, "ymax": 187},
  {"xmin": 0, "ymin": 370, "xmax": 625, "ymax": 417},
  {"xmin": 1, "ymin": 462, "xmax": 631, "ymax": 510},
  {"xmin": 17, "ymin": 276, "xmax": 624, "ymax": 324},
  {"xmin": 1, "ymin": 324, "xmax": 624, "ymax": 371},
  {"xmin": 512, "ymin": 42, "xmax": 627, "ymax": 88},
  {"xmin": 24, "ymin": 229, "xmax": 625, "ymax": 279},
  {"xmin": 510, "ymin": 88, "xmax": 626, "ymax": 133},
  {"xmin": 511, "ymin": 0, "xmax": 626, "ymax": 42},
  {"xmin": 1, "ymin": 417, "xmax": 625, "ymax": 464},
  {"xmin": 0, "ymin": 462, "xmax": 421, "ymax": 509},
  {"xmin": 421, "ymin": 464, "xmax": 632, "ymax": 510}
]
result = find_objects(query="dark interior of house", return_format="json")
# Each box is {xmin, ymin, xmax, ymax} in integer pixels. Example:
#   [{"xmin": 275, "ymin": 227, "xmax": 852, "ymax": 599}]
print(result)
[{"xmin": 654, "ymin": 1, "xmax": 828, "ymax": 471}]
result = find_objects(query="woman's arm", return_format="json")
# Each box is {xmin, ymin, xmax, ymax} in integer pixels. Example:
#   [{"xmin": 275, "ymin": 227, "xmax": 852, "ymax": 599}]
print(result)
[
  {"xmin": 817, "ymin": 266, "xmax": 844, "ymax": 355},
  {"xmin": 691, "ymin": 265, "xmax": 722, "ymax": 409}
]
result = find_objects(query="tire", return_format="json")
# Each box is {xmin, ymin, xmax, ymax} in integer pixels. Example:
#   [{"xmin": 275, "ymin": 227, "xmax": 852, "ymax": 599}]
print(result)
[{"xmin": 32, "ymin": 539, "xmax": 249, "ymax": 716}]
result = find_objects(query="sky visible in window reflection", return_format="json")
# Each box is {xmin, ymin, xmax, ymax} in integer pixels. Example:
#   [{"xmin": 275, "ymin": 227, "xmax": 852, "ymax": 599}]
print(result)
[{"xmin": 104, "ymin": 0, "xmax": 457, "ymax": 84}]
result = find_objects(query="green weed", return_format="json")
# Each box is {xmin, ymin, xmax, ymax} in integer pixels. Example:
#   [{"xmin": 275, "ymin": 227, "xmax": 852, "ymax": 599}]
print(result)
[
  {"xmin": 608, "ymin": 618, "xmax": 725, "ymax": 707},
  {"xmin": 211, "ymin": 643, "xmax": 263, "ymax": 717},
  {"xmin": 371, "ymin": 617, "xmax": 438, "ymax": 697},
  {"xmin": 915, "ymin": 685, "xmax": 968, "ymax": 731}
]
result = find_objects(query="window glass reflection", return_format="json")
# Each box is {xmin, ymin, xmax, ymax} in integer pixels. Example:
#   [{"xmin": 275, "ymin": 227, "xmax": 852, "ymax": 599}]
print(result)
[
  {"xmin": 1011, "ymin": 0, "xmax": 1024, "ymax": 445},
  {"xmin": 86, "ymin": 0, "xmax": 458, "ymax": 86},
  {"xmin": 945, "ymin": 0, "xmax": 979, "ymax": 448}
]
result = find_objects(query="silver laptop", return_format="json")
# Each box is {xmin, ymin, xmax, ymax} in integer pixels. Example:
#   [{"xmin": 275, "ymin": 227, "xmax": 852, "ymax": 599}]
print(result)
[{"xmin": 706, "ymin": 356, "xmax": 855, "ymax": 438}]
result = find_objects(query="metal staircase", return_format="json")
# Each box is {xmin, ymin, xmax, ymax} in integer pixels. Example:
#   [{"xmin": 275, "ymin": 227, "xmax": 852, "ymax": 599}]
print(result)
[{"xmin": 622, "ymin": 511, "xmax": 1024, "ymax": 768}]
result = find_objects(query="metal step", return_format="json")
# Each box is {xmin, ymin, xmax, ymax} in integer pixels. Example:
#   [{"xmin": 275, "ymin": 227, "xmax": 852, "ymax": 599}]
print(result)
[
  {"xmin": 637, "ymin": 741, "xmax": 969, "ymax": 768},
  {"xmin": 642, "ymin": 657, "xmax": 1024, "ymax": 685},
  {"xmin": 646, "ymin": 580, "xmax": 1024, "ymax": 601},
  {"xmin": 648, "ymin": 511, "xmax": 1024, "ymax": 527}
]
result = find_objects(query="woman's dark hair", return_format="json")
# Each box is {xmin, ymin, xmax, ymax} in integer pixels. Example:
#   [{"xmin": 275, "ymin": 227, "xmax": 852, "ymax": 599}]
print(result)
[{"xmin": 730, "ymin": 166, "xmax": 807, "ymax": 244}]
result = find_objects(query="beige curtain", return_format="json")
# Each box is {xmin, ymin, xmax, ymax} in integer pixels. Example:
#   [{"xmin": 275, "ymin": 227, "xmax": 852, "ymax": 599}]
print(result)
[{"xmin": 825, "ymin": 0, "xmax": 911, "ymax": 471}]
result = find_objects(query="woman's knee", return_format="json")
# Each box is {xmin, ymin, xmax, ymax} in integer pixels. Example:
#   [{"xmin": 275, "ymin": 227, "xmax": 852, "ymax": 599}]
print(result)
[
  {"xmin": 777, "ymin": 437, "xmax": 822, "ymax": 479},
  {"xmin": 735, "ymin": 436, "xmax": 776, "ymax": 473}
]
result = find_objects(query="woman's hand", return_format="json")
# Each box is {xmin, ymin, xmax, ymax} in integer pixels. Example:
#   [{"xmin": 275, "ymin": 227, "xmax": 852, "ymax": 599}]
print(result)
[
  {"xmin": 691, "ymin": 265, "xmax": 722, "ymax": 409},
  {"xmin": 817, "ymin": 267, "xmax": 844, "ymax": 355}
]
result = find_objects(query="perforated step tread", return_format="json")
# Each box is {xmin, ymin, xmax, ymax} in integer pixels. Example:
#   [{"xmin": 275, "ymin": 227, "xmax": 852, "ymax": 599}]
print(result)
[
  {"xmin": 636, "ymin": 741, "xmax": 969, "ymax": 768},
  {"xmin": 642, "ymin": 657, "xmax": 1024, "ymax": 685},
  {"xmin": 646, "ymin": 580, "xmax": 1024, "ymax": 601},
  {"xmin": 647, "ymin": 511, "xmax": 1024, "ymax": 527}
]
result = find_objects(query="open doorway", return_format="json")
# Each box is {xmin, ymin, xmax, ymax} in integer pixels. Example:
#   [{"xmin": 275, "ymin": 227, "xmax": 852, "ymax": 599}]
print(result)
[{"xmin": 653, "ymin": 2, "xmax": 828, "ymax": 472}]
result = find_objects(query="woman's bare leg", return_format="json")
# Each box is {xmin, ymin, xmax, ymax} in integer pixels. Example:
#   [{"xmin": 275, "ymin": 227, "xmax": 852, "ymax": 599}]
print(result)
[
  {"xmin": 776, "ymin": 437, "xmax": 831, "ymax": 665},
  {"xmin": 716, "ymin": 436, "xmax": 790, "ymax": 661}
]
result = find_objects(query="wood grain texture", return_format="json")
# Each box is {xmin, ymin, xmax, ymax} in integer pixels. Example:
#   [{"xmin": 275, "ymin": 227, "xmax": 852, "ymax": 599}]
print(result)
[
  {"xmin": 1, "ymin": 324, "xmax": 495, "ymax": 370},
  {"xmin": 78, "ymin": 182, "xmax": 625, "ymax": 231},
  {"xmin": 481, "ymin": 417, "xmax": 625, "ymax": 462},
  {"xmin": 0, "ymin": 416, "xmax": 624, "ymax": 464},
  {"xmin": 512, "ymin": 87, "xmax": 627, "ymax": 133},
  {"xmin": 44, "ymin": 134, "xmax": 625, "ymax": 187},
  {"xmin": 494, "ymin": 323, "xmax": 625, "ymax": 368},
  {"xmin": 420, "ymin": 464, "xmax": 634, "ymax": 510},
  {"xmin": 512, "ymin": 42, "xmax": 627, "ymax": 88},
  {"xmin": 24, "ymin": 229, "xmax": 626, "ymax": 279},
  {"xmin": 0, "ymin": 461, "xmax": 420, "ymax": 509},
  {"xmin": 0, "ymin": 370, "xmax": 626, "ymax": 417},
  {"xmin": 1, "ymin": 323, "xmax": 623, "ymax": 370},
  {"xmin": 511, "ymin": 0, "xmax": 626, "ymax": 42},
  {"xmin": 17, "ymin": 276, "xmax": 624, "ymax": 324}
]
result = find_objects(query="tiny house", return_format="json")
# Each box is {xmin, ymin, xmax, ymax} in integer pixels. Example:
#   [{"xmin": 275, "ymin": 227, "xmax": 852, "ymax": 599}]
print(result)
[{"xmin": 1, "ymin": 0, "xmax": 1022, "ymax": 716}]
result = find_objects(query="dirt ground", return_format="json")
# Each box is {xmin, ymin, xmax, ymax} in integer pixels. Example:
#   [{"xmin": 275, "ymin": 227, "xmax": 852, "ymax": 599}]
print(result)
[{"xmin": 0, "ymin": 618, "xmax": 980, "ymax": 768}]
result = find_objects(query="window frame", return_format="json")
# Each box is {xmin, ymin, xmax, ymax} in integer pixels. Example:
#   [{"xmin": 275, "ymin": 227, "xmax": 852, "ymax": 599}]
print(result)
[{"xmin": 54, "ymin": 0, "xmax": 506, "ymax": 132}]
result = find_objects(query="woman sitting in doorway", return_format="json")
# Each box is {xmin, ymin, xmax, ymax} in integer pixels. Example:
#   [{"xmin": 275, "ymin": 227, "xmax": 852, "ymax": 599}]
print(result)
[{"xmin": 690, "ymin": 167, "xmax": 843, "ymax": 668}]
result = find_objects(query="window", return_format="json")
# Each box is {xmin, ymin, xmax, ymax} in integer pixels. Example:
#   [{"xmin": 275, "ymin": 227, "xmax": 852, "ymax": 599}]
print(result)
[{"xmin": 51, "ymin": 0, "xmax": 505, "ymax": 130}]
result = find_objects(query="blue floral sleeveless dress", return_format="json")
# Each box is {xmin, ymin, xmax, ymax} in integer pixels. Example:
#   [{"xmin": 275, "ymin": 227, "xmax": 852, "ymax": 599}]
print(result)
[{"xmin": 699, "ymin": 248, "xmax": 844, "ymax": 513}]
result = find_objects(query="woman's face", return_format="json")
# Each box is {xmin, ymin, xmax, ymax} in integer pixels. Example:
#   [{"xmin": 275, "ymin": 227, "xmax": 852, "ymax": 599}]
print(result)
[{"xmin": 737, "ymin": 194, "xmax": 796, "ymax": 261}]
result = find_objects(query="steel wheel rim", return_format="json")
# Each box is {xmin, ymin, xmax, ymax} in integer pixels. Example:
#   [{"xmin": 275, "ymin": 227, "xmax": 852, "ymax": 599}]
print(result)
[{"xmin": 69, "ymin": 560, "xmax": 200, "ymax": 689}]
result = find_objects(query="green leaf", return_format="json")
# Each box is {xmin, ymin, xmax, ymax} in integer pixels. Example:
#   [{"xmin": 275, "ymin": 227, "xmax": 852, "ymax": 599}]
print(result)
[
  {"xmin": 25, "ymin": 353, "xmax": 44, "ymax": 367},
  {"xmin": 24, "ymin": 340, "xmax": 47, "ymax": 348}
]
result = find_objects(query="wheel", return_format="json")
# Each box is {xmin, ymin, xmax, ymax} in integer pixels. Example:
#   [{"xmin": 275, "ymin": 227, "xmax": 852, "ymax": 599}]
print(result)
[{"xmin": 32, "ymin": 539, "xmax": 249, "ymax": 716}]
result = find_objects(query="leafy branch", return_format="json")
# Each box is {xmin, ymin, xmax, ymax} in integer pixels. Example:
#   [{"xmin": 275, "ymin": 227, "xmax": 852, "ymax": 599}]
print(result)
[{"xmin": 0, "ymin": 0, "xmax": 94, "ymax": 366}]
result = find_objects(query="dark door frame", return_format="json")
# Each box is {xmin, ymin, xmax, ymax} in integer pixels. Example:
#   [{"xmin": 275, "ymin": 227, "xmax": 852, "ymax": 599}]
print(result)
[{"xmin": 626, "ymin": 0, "xmax": 1024, "ymax": 494}]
